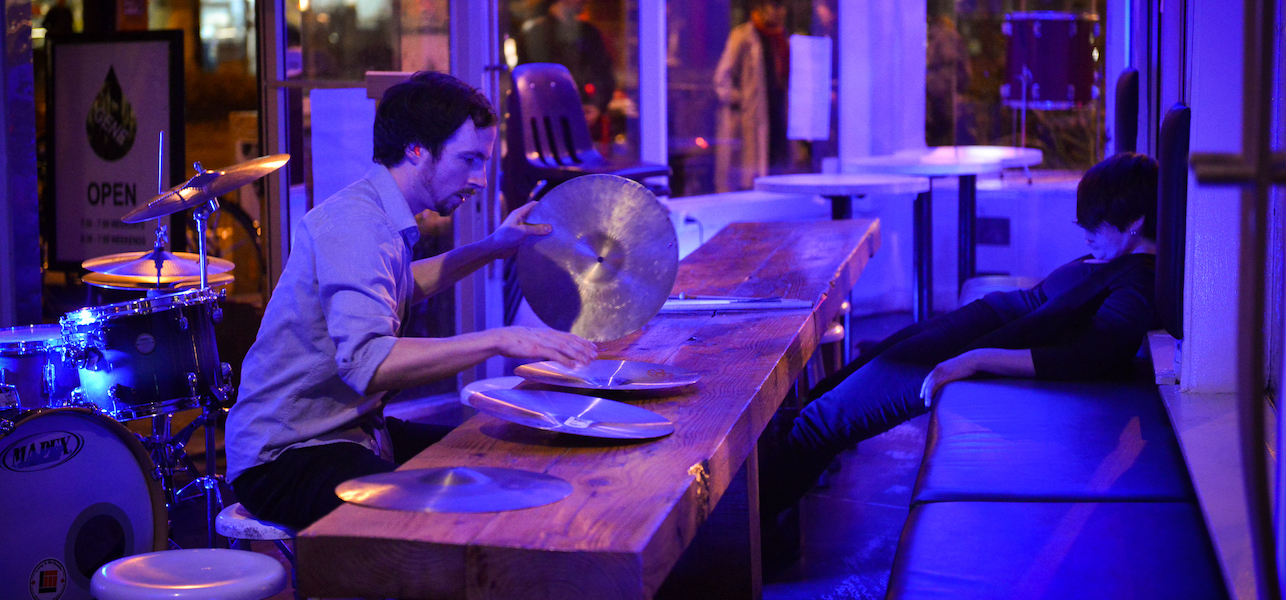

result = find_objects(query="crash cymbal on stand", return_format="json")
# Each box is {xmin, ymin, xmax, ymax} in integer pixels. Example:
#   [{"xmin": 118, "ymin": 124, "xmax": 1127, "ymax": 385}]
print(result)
[
  {"xmin": 123, "ymin": 154, "xmax": 289, "ymax": 223},
  {"xmin": 82, "ymin": 271, "xmax": 234, "ymax": 291},
  {"xmin": 469, "ymin": 388, "xmax": 675, "ymax": 439},
  {"xmin": 335, "ymin": 467, "xmax": 573, "ymax": 513},
  {"xmin": 516, "ymin": 174, "xmax": 678, "ymax": 342},
  {"xmin": 82, "ymin": 250, "xmax": 234, "ymax": 277}
]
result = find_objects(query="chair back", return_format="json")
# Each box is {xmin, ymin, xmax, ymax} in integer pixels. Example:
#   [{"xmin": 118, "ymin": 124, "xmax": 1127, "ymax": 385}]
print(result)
[
  {"xmin": 510, "ymin": 63, "xmax": 604, "ymax": 169},
  {"xmin": 1156, "ymin": 102, "xmax": 1191, "ymax": 339},
  {"xmin": 1114, "ymin": 68, "xmax": 1139, "ymax": 154}
]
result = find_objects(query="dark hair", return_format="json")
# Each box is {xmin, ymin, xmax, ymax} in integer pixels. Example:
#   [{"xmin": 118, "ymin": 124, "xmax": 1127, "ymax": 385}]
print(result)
[
  {"xmin": 1075, "ymin": 152, "xmax": 1159, "ymax": 239},
  {"xmin": 751, "ymin": 0, "xmax": 785, "ymax": 9},
  {"xmin": 372, "ymin": 71, "xmax": 497, "ymax": 167}
]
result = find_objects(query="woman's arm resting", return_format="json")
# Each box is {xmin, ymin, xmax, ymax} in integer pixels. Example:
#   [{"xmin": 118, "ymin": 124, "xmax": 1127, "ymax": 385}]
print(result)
[{"xmin": 919, "ymin": 348, "xmax": 1035, "ymax": 407}]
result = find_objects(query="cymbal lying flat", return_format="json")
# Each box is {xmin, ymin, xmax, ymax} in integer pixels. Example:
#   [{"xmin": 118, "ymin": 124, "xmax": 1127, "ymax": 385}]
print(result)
[
  {"xmin": 469, "ymin": 388, "xmax": 675, "ymax": 440},
  {"xmin": 515, "ymin": 359, "xmax": 700, "ymax": 391},
  {"xmin": 336, "ymin": 467, "xmax": 573, "ymax": 513},
  {"xmin": 123, "ymin": 154, "xmax": 289, "ymax": 223},
  {"xmin": 516, "ymin": 174, "xmax": 678, "ymax": 342},
  {"xmin": 82, "ymin": 250, "xmax": 234, "ymax": 277}
]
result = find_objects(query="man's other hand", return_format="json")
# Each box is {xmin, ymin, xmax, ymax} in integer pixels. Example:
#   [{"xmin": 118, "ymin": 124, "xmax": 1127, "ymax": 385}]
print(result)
[{"xmin": 490, "ymin": 201, "xmax": 552, "ymax": 257}]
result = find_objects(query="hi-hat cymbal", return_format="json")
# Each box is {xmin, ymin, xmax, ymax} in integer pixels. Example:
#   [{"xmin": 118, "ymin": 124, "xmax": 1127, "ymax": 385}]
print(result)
[
  {"xmin": 335, "ymin": 467, "xmax": 573, "ymax": 513},
  {"xmin": 469, "ymin": 388, "xmax": 675, "ymax": 439},
  {"xmin": 515, "ymin": 359, "xmax": 700, "ymax": 391},
  {"xmin": 515, "ymin": 174, "xmax": 678, "ymax": 342},
  {"xmin": 82, "ymin": 250, "xmax": 234, "ymax": 277},
  {"xmin": 123, "ymin": 154, "xmax": 290, "ymax": 223},
  {"xmin": 83, "ymin": 271, "xmax": 234, "ymax": 291}
]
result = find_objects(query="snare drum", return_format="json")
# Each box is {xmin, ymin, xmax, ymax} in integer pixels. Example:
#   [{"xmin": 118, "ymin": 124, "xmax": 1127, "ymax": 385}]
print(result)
[
  {"xmin": 61, "ymin": 288, "xmax": 228, "ymax": 421},
  {"xmin": 0, "ymin": 407, "xmax": 166, "ymax": 600},
  {"xmin": 0, "ymin": 324, "xmax": 81, "ymax": 410}
]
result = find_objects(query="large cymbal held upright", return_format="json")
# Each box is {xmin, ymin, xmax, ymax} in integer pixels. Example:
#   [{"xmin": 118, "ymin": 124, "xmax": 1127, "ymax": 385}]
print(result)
[
  {"xmin": 516, "ymin": 174, "xmax": 678, "ymax": 342},
  {"xmin": 122, "ymin": 154, "xmax": 290, "ymax": 223}
]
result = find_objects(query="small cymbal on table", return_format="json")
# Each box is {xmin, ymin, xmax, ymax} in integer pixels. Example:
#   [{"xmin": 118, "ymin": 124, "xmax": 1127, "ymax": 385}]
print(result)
[
  {"xmin": 469, "ymin": 388, "xmax": 675, "ymax": 440},
  {"xmin": 336, "ymin": 467, "xmax": 573, "ymax": 513},
  {"xmin": 82, "ymin": 271, "xmax": 234, "ymax": 291},
  {"xmin": 516, "ymin": 174, "xmax": 678, "ymax": 342},
  {"xmin": 122, "ymin": 154, "xmax": 289, "ymax": 223},
  {"xmin": 82, "ymin": 250, "xmax": 234, "ymax": 277}
]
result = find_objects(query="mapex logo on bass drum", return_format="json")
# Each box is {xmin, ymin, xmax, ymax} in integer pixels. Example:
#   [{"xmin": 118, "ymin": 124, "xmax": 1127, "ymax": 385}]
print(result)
[{"xmin": 2, "ymin": 430, "xmax": 84, "ymax": 472}]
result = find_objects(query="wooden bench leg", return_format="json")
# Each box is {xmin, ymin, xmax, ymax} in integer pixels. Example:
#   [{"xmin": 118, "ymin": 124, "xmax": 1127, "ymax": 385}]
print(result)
[{"xmin": 655, "ymin": 448, "xmax": 762, "ymax": 600}]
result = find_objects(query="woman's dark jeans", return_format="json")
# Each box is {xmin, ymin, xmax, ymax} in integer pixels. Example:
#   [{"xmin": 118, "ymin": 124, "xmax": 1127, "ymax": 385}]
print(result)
[{"xmin": 761, "ymin": 300, "xmax": 1005, "ymax": 518}]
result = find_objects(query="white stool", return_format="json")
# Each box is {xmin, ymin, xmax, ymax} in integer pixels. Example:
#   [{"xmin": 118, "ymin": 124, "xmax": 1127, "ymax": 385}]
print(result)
[
  {"xmin": 91, "ymin": 548, "xmax": 287, "ymax": 600},
  {"xmin": 216, "ymin": 502, "xmax": 298, "ymax": 596}
]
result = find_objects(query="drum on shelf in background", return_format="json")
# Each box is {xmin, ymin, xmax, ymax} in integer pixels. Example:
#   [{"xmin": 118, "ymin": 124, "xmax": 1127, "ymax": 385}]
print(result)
[
  {"xmin": 0, "ymin": 407, "xmax": 167, "ymax": 600},
  {"xmin": 1001, "ymin": 11, "xmax": 1100, "ymax": 110},
  {"xmin": 0, "ymin": 325, "xmax": 81, "ymax": 410},
  {"xmin": 61, "ymin": 288, "xmax": 230, "ymax": 421}
]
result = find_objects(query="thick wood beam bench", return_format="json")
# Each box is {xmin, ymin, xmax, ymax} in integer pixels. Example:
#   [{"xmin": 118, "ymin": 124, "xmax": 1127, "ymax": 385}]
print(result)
[
  {"xmin": 885, "ymin": 368, "xmax": 1229, "ymax": 599},
  {"xmin": 295, "ymin": 220, "xmax": 881, "ymax": 600}
]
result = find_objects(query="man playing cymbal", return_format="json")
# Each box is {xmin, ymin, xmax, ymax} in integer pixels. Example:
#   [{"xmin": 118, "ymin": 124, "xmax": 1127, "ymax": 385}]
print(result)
[{"xmin": 225, "ymin": 71, "xmax": 597, "ymax": 529}]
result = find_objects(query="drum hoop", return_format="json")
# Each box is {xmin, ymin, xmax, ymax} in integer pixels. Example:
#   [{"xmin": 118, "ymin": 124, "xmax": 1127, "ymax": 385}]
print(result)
[
  {"xmin": 3, "ymin": 406, "xmax": 169, "ymax": 551},
  {"xmin": 61, "ymin": 288, "xmax": 221, "ymax": 331},
  {"xmin": 0, "ymin": 325, "xmax": 64, "ymax": 353}
]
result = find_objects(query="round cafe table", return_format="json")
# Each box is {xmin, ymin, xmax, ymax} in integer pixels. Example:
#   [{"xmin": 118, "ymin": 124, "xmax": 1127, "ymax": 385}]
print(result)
[
  {"xmin": 843, "ymin": 146, "xmax": 1044, "ymax": 297},
  {"xmin": 754, "ymin": 173, "xmax": 932, "ymax": 328}
]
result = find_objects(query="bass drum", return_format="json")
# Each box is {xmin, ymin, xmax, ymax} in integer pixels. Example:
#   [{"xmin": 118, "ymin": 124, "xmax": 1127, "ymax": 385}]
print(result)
[{"xmin": 0, "ymin": 407, "xmax": 166, "ymax": 600}]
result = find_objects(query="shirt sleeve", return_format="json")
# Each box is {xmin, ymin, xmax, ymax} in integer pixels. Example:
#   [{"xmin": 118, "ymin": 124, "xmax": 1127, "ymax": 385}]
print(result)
[
  {"xmin": 310, "ymin": 210, "xmax": 404, "ymax": 396},
  {"xmin": 1030, "ymin": 274, "xmax": 1154, "ymax": 380}
]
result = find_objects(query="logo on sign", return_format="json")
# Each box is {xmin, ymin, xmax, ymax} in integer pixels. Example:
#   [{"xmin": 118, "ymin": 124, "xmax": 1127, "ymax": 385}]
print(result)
[
  {"xmin": 86, "ymin": 66, "xmax": 138, "ymax": 161},
  {"xmin": 2, "ymin": 430, "xmax": 84, "ymax": 472},
  {"xmin": 28, "ymin": 558, "xmax": 67, "ymax": 600}
]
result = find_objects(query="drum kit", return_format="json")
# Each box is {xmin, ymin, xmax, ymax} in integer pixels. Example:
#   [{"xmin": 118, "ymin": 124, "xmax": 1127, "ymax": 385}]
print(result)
[{"xmin": 0, "ymin": 154, "xmax": 287, "ymax": 600}]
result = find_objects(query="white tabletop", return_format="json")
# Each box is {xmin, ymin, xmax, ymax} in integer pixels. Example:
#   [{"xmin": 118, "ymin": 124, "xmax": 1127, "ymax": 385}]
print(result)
[
  {"xmin": 842, "ymin": 145, "xmax": 1044, "ymax": 176},
  {"xmin": 754, "ymin": 173, "xmax": 930, "ymax": 196}
]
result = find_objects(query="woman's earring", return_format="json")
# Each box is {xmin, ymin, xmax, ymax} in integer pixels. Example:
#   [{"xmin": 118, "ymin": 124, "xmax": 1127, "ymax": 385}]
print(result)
[{"xmin": 1129, "ymin": 229, "xmax": 1139, "ymax": 236}]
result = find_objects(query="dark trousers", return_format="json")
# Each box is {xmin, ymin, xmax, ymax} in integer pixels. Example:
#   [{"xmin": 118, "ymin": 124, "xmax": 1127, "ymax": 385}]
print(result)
[
  {"xmin": 761, "ymin": 301, "xmax": 1005, "ymax": 518},
  {"xmin": 232, "ymin": 417, "xmax": 453, "ymax": 530}
]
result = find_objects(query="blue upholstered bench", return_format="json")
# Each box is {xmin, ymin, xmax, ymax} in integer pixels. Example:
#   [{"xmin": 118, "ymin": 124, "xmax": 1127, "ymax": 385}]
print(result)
[{"xmin": 885, "ymin": 372, "xmax": 1228, "ymax": 599}]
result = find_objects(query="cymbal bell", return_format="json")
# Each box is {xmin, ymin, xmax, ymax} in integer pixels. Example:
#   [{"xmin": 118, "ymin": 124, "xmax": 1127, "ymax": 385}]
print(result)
[
  {"xmin": 515, "ymin": 174, "xmax": 678, "ymax": 342},
  {"xmin": 123, "ymin": 154, "xmax": 289, "ymax": 223},
  {"xmin": 82, "ymin": 250, "xmax": 234, "ymax": 277},
  {"xmin": 336, "ymin": 467, "xmax": 573, "ymax": 513},
  {"xmin": 82, "ymin": 271, "xmax": 234, "ymax": 291}
]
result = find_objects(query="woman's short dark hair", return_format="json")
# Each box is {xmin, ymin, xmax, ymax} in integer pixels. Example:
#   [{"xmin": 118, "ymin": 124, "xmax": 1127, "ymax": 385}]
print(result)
[
  {"xmin": 1075, "ymin": 152, "xmax": 1160, "ymax": 239},
  {"xmin": 372, "ymin": 71, "xmax": 497, "ymax": 167}
]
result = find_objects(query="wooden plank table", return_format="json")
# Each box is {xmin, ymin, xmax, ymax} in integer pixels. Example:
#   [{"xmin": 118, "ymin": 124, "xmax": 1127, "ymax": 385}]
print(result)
[{"xmin": 297, "ymin": 219, "xmax": 881, "ymax": 600}]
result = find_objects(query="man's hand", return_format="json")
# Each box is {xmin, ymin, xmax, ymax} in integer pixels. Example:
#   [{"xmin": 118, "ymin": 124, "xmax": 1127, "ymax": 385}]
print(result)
[
  {"xmin": 919, "ymin": 352, "xmax": 979, "ymax": 408},
  {"xmin": 491, "ymin": 326, "xmax": 598, "ymax": 368},
  {"xmin": 489, "ymin": 201, "xmax": 552, "ymax": 258}
]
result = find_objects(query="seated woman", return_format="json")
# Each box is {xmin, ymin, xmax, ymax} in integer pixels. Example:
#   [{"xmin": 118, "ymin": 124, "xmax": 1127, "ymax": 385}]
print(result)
[{"xmin": 761, "ymin": 152, "xmax": 1161, "ymax": 518}]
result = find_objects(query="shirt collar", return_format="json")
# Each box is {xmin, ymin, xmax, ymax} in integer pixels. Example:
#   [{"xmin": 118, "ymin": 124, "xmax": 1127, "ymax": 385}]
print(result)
[{"xmin": 364, "ymin": 164, "xmax": 421, "ymax": 250}]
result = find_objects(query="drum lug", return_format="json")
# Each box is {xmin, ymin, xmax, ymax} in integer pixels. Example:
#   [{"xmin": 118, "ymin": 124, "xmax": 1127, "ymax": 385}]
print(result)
[
  {"xmin": 0, "ymin": 418, "xmax": 12, "ymax": 436},
  {"xmin": 0, "ymin": 384, "xmax": 18, "ymax": 409},
  {"xmin": 178, "ymin": 316, "xmax": 189, "ymax": 331},
  {"xmin": 211, "ymin": 306, "xmax": 223, "ymax": 323},
  {"xmin": 220, "ymin": 362, "xmax": 233, "ymax": 385},
  {"xmin": 188, "ymin": 372, "xmax": 199, "ymax": 398}
]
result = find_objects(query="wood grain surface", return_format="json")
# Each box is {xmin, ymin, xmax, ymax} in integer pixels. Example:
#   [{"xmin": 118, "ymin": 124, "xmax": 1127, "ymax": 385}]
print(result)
[{"xmin": 297, "ymin": 219, "xmax": 881, "ymax": 599}]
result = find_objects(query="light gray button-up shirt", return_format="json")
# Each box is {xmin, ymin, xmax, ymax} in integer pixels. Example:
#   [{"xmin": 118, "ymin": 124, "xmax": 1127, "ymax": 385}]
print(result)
[{"xmin": 225, "ymin": 165, "xmax": 420, "ymax": 483}]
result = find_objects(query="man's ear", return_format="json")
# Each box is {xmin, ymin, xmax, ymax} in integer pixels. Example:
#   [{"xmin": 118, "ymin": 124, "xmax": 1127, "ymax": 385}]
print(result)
[{"xmin": 405, "ymin": 144, "xmax": 424, "ymax": 164}]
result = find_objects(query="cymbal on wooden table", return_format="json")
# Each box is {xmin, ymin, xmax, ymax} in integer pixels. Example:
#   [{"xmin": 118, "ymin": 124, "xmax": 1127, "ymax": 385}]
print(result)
[
  {"xmin": 468, "ymin": 388, "xmax": 675, "ymax": 440},
  {"xmin": 122, "ymin": 154, "xmax": 289, "ymax": 223},
  {"xmin": 335, "ymin": 467, "xmax": 573, "ymax": 513},
  {"xmin": 515, "ymin": 174, "xmax": 678, "ymax": 342}
]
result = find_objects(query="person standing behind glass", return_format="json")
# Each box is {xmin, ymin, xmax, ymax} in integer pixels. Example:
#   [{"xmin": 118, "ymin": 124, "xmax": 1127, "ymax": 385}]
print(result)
[
  {"xmin": 516, "ymin": 0, "xmax": 617, "ymax": 132},
  {"xmin": 713, "ymin": 0, "xmax": 791, "ymax": 193}
]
